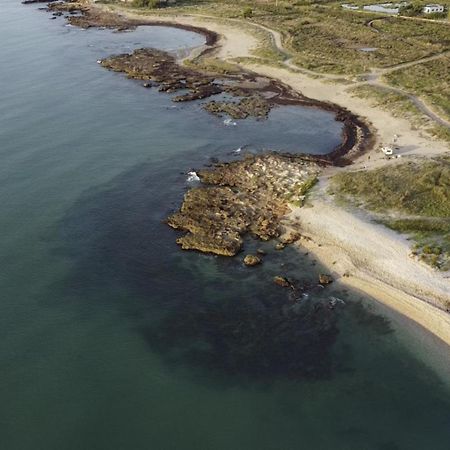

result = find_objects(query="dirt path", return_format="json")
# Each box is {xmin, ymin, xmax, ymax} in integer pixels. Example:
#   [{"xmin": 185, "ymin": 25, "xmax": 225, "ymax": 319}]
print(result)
[
  {"xmin": 246, "ymin": 18, "xmax": 450, "ymax": 129},
  {"xmin": 380, "ymin": 50, "xmax": 450, "ymax": 73},
  {"xmin": 366, "ymin": 80, "xmax": 450, "ymax": 128}
]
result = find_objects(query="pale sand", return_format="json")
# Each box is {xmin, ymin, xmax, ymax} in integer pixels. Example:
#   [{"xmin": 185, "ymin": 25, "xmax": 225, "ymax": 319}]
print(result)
[
  {"xmin": 283, "ymin": 185, "xmax": 450, "ymax": 346},
  {"xmin": 95, "ymin": 3, "xmax": 450, "ymax": 345}
]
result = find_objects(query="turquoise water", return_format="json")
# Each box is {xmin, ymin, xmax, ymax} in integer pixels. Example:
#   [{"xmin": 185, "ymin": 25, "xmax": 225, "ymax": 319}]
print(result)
[{"xmin": 1, "ymin": 2, "xmax": 450, "ymax": 449}]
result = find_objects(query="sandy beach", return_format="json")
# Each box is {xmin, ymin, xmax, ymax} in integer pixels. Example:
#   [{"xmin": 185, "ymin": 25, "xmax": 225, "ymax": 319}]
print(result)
[{"xmin": 91, "ymin": 1, "xmax": 450, "ymax": 346}]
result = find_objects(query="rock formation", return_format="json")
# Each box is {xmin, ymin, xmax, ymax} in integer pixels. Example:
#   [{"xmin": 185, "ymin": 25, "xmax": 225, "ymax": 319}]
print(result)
[{"xmin": 167, "ymin": 154, "xmax": 320, "ymax": 255}]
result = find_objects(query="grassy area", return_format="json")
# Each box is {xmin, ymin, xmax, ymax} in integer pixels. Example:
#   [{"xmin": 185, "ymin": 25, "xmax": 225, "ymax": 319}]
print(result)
[
  {"xmin": 331, "ymin": 157, "xmax": 450, "ymax": 270},
  {"xmin": 350, "ymin": 84, "xmax": 450, "ymax": 143},
  {"xmin": 384, "ymin": 55, "xmax": 450, "ymax": 122},
  {"xmin": 184, "ymin": 57, "xmax": 242, "ymax": 75},
  {"xmin": 115, "ymin": 1, "xmax": 450, "ymax": 73},
  {"xmin": 275, "ymin": 7, "xmax": 450, "ymax": 75}
]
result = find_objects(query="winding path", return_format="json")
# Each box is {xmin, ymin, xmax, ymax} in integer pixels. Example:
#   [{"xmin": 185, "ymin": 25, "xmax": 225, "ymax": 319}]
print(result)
[{"xmin": 243, "ymin": 18, "xmax": 450, "ymax": 129}]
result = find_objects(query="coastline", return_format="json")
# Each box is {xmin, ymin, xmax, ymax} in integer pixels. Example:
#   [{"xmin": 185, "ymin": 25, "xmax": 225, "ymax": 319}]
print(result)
[
  {"xmin": 70, "ymin": 2, "xmax": 449, "ymax": 345},
  {"xmin": 284, "ymin": 194, "xmax": 450, "ymax": 347}
]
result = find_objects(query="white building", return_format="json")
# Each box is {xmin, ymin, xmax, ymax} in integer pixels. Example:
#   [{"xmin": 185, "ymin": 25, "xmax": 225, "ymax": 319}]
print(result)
[{"xmin": 422, "ymin": 4, "xmax": 445, "ymax": 13}]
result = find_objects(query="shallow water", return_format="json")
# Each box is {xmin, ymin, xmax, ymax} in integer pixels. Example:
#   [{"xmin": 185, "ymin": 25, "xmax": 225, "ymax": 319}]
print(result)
[{"xmin": 1, "ymin": 2, "xmax": 450, "ymax": 449}]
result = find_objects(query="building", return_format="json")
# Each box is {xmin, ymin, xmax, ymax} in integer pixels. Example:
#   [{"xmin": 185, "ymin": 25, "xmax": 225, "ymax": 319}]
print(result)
[{"xmin": 422, "ymin": 4, "xmax": 445, "ymax": 13}]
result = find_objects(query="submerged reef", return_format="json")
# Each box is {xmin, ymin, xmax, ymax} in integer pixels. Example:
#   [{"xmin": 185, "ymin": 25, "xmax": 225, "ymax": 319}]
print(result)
[{"xmin": 144, "ymin": 289, "xmax": 340, "ymax": 382}]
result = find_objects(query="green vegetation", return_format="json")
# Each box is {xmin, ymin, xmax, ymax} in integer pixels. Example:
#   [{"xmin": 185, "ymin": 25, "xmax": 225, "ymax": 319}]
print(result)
[
  {"xmin": 399, "ymin": 2, "xmax": 426, "ymax": 16},
  {"xmin": 289, "ymin": 176, "xmax": 318, "ymax": 206},
  {"xmin": 331, "ymin": 157, "xmax": 450, "ymax": 269},
  {"xmin": 132, "ymin": 0, "xmax": 159, "ymax": 8},
  {"xmin": 184, "ymin": 57, "xmax": 242, "ymax": 75},
  {"xmin": 243, "ymin": 6, "xmax": 253, "ymax": 19},
  {"xmin": 384, "ymin": 55, "xmax": 450, "ymax": 122},
  {"xmin": 350, "ymin": 84, "xmax": 450, "ymax": 143},
  {"xmin": 116, "ymin": 0, "xmax": 450, "ymax": 116},
  {"xmin": 124, "ymin": 0, "xmax": 450, "ymax": 74},
  {"xmin": 284, "ymin": 9, "xmax": 450, "ymax": 74},
  {"xmin": 298, "ymin": 176, "xmax": 319, "ymax": 196}
]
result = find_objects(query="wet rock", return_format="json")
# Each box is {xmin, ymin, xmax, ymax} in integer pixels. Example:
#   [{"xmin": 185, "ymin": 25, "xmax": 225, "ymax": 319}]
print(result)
[
  {"xmin": 48, "ymin": 1, "xmax": 87, "ymax": 15},
  {"xmin": 172, "ymin": 85, "xmax": 223, "ymax": 102},
  {"xmin": 273, "ymin": 276, "xmax": 291, "ymax": 288},
  {"xmin": 203, "ymin": 95, "xmax": 272, "ymax": 120},
  {"xmin": 23, "ymin": 0, "xmax": 58, "ymax": 3},
  {"xmin": 275, "ymin": 242, "xmax": 286, "ymax": 251},
  {"xmin": 101, "ymin": 48, "xmax": 223, "ymax": 102},
  {"xmin": 319, "ymin": 274, "xmax": 333, "ymax": 285},
  {"xmin": 281, "ymin": 232, "xmax": 302, "ymax": 245},
  {"xmin": 243, "ymin": 255, "xmax": 262, "ymax": 266}
]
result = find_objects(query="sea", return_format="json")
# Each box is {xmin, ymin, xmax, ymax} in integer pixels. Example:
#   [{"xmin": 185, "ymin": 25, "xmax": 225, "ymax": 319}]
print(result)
[{"xmin": 1, "ymin": 1, "xmax": 449, "ymax": 449}]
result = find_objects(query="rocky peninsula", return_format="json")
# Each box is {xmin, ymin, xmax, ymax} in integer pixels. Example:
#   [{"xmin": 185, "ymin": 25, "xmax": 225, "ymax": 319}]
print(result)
[{"xmin": 167, "ymin": 154, "xmax": 320, "ymax": 256}]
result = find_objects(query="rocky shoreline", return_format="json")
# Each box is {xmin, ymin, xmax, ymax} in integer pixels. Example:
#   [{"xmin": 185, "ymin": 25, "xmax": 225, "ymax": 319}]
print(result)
[
  {"xmin": 99, "ymin": 45, "xmax": 373, "ymax": 164},
  {"xmin": 33, "ymin": 1, "xmax": 373, "ymax": 163},
  {"xmin": 29, "ymin": 0, "xmax": 374, "ymax": 261},
  {"xmin": 43, "ymin": 0, "xmax": 219, "ymax": 44},
  {"xmin": 167, "ymin": 154, "xmax": 321, "ymax": 256}
]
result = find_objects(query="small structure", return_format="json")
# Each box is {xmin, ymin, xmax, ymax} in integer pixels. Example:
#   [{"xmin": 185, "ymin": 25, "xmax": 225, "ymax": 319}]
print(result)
[
  {"xmin": 381, "ymin": 135, "xmax": 399, "ymax": 156},
  {"xmin": 363, "ymin": 3, "xmax": 403, "ymax": 15},
  {"xmin": 422, "ymin": 4, "xmax": 445, "ymax": 13},
  {"xmin": 381, "ymin": 145, "xmax": 394, "ymax": 156}
]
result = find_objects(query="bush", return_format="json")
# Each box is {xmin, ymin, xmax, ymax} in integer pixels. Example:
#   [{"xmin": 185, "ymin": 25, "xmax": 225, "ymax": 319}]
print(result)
[
  {"xmin": 132, "ymin": 0, "xmax": 159, "ymax": 8},
  {"xmin": 243, "ymin": 7, "xmax": 253, "ymax": 19}
]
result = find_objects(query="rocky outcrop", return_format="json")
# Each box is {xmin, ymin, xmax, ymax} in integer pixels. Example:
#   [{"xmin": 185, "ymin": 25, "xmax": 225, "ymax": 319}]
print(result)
[
  {"xmin": 48, "ymin": 1, "xmax": 86, "ymax": 13},
  {"xmin": 100, "ymin": 48, "xmax": 279, "ymax": 118},
  {"xmin": 319, "ymin": 274, "xmax": 333, "ymax": 285},
  {"xmin": 203, "ymin": 95, "xmax": 272, "ymax": 120},
  {"xmin": 167, "ymin": 154, "xmax": 321, "ymax": 256},
  {"xmin": 101, "ymin": 48, "xmax": 222, "ymax": 99},
  {"xmin": 243, "ymin": 255, "xmax": 262, "ymax": 266},
  {"xmin": 273, "ymin": 276, "xmax": 292, "ymax": 288}
]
